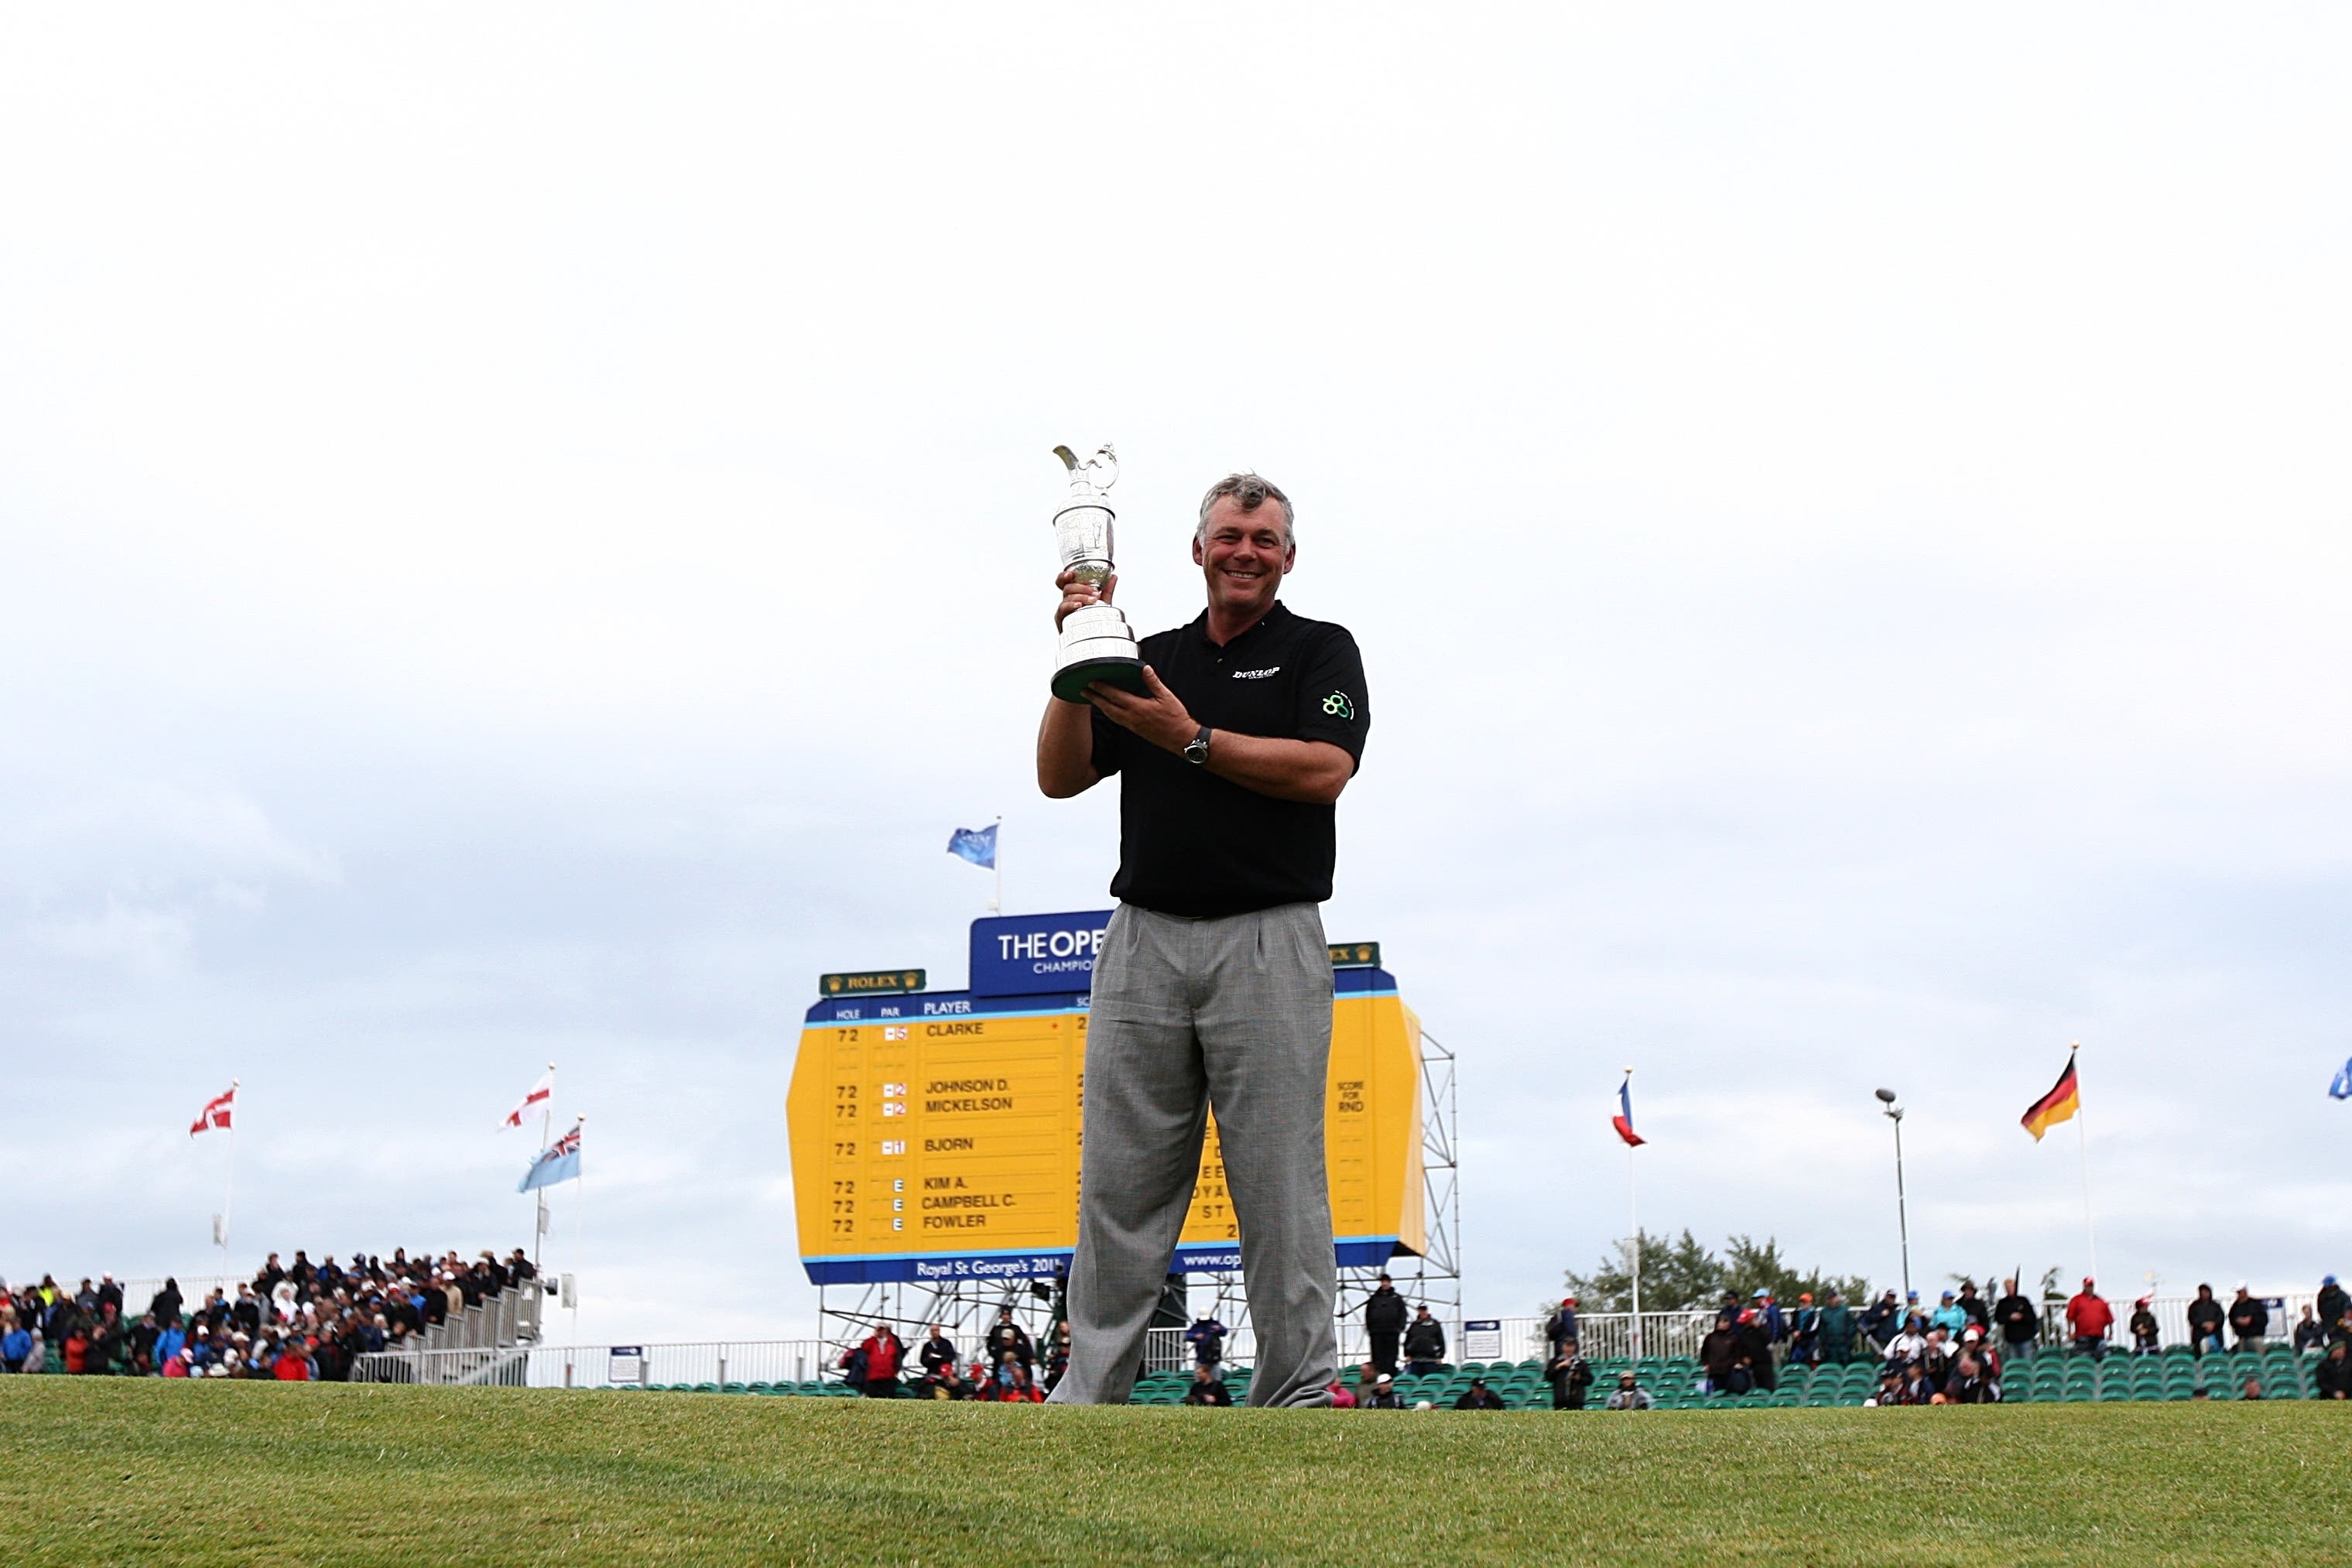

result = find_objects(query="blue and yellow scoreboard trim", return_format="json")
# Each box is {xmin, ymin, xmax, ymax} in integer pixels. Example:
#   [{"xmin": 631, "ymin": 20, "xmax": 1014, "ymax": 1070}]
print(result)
[{"xmin": 786, "ymin": 910, "xmax": 1426, "ymax": 1285}]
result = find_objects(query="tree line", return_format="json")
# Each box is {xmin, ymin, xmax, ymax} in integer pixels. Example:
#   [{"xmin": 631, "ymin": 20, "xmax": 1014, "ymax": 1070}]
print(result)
[{"xmin": 1553, "ymin": 1231, "xmax": 1869, "ymax": 1314}]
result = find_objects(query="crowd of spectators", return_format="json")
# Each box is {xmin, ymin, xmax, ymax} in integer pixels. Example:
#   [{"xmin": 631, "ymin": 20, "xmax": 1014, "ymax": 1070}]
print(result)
[
  {"xmin": 825, "ymin": 1268, "xmax": 2352, "ymax": 1412},
  {"xmin": 0, "ymin": 1247, "xmax": 536, "ymax": 1382},
  {"xmin": 837, "ymin": 1306, "xmax": 1074, "ymax": 1401},
  {"xmin": 1527, "ymin": 1270, "xmax": 2352, "ymax": 1409}
]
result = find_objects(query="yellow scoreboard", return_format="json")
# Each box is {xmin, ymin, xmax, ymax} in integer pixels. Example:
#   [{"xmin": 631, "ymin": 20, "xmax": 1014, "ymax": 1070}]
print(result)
[{"xmin": 787, "ymin": 911, "xmax": 1424, "ymax": 1285}]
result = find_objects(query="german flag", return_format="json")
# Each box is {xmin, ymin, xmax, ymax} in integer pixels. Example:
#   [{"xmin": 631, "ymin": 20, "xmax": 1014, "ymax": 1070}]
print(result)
[{"xmin": 2021, "ymin": 1056, "xmax": 2081, "ymax": 1142}]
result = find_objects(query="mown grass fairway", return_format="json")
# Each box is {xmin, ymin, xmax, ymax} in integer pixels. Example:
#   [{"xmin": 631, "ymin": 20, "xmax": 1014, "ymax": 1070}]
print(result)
[{"xmin": 2, "ymin": 1379, "xmax": 2342, "ymax": 1565}]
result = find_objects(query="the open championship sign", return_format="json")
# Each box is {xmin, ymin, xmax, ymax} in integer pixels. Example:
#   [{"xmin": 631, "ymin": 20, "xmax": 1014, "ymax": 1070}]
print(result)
[{"xmin": 968, "ymin": 909, "xmax": 1114, "ymax": 998}]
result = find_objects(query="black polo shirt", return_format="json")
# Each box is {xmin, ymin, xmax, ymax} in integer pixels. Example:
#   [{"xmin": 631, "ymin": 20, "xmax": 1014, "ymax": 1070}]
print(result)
[{"xmin": 1089, "ymin": 601, "xmax": 1368, "ymax": 916}]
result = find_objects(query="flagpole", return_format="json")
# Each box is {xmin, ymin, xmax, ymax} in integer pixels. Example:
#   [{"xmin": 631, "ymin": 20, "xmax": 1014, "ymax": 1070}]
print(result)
[
  {"xmin": 992, "ymin": 815, "xmax": 1002, "ymax": 914},
  {"xmin": 569, "ymin": 1114, "xmax": 585, "ymax": 1374},
  {"xmin": 2071, "ymin": 1042, "xmax": 2098, "ymax": 1282},
  {"xmin": 1624, "ymin": 1067, "xmax": 1641, "ymax": 1359},
  {"xmin": 534, "ymin": 1061, "xmax": 555, "ymax": 1279},
  {"xmin": 221, "ymin": 1079, "xmax": 239, "ymax": 1279}
]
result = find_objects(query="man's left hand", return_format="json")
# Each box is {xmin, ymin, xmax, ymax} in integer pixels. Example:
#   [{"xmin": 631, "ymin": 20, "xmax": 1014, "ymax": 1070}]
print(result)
[{"xmin": 1086, "ymin": 666, "xmax": 1196, "ymax": 752}]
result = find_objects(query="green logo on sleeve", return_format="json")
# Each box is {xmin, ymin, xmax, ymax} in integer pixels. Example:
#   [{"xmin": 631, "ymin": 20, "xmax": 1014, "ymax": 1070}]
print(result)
[{"xmin": 1321, "ymin": 691, "xmax": 1355, "ymax": 720}]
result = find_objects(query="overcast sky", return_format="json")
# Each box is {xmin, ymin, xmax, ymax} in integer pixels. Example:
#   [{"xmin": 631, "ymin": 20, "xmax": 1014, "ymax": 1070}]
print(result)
[{"xmin": 5, "ymin": 6, "xmax": 2347, "ymax": 1340}]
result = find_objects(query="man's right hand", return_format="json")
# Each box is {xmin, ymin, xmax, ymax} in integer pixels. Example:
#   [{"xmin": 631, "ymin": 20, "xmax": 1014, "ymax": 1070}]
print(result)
[{"xmin": 1055, "ymin": 568, "xmax": 1115, "ymax": 632}]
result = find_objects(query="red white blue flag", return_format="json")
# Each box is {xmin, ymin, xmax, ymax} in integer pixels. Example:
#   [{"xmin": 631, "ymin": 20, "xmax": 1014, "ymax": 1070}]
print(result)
[
  {"xmin": 1612, "ymin": 1077, "xmax": 1645, "ymax": 1147},
  {"xmin": 519, "ymin": 1120, "xmax": 583, "ymax": 1193}
]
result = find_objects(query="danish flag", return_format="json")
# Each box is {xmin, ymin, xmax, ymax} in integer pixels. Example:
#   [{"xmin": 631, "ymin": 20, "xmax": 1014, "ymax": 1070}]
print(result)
[
  {"xmin": 190, "ymin": 1084, "xmax": 236, "ymax": 1136},
  {"xmin": 500, "ymin": 1070, "xmax": 554, "ymax": 1131}
]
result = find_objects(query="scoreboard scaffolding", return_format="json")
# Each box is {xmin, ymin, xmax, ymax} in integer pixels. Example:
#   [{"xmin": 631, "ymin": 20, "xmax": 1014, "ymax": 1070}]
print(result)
[{"xmin": 786, "ymin": 910, "xmax": 1427, "ymax": 1286}]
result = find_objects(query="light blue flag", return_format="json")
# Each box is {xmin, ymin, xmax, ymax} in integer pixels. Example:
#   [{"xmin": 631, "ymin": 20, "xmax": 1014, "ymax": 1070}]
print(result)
[
  {"xmin": 947, "ymin": 823, "xmax": 998, "ymax": 869},
  {"xmin": 2331, "ymin": 1059, "xmax": 2352, "ymax": 1101},
  {"xmin": 519, "ymin": 1121, "xmax": 582, "ymax": 1192}
]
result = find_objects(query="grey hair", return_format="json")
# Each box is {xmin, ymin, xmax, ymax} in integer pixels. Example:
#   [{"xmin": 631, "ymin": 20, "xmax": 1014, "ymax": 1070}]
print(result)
[{"xmin": 1195, "ymin": 472, "xmax": 1296, "ymax": 547}]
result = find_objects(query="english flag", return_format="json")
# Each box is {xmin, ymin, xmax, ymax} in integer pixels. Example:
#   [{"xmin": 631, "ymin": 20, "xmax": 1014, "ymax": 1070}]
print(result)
[
  {"xmin": 1612, "ymin": 1077, "xmax": 1645, "ymax": 1147},
  {"xmin": 500, "ymin": 1070, "xmax": 554, "ymax": 1131},
  {"xmin": 190, "ymin": 1084, "xmax": 236, "ymax": 1137}
]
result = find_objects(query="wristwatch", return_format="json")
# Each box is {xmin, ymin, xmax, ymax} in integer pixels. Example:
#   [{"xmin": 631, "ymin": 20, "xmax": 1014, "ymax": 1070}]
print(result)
[{"xmin": 1183, "ymin": 725, "xmax": 1212, "ymax": 765}]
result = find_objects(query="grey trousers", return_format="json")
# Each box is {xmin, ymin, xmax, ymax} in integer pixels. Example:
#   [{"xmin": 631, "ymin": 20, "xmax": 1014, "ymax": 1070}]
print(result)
[{"xmin": 1046, "ymin": 900, "xmax": 1338, "ymax": 1407}]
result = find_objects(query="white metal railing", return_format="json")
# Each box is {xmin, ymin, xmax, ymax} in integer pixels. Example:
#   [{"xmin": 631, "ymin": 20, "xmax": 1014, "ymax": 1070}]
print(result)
[
  {"xmin": 411, "ymin": 1284, "xmax": 543, "ymax": 1354},
  {"xmin": 331, "ymin": 1288, "xmax": 2345, "ymax": 1392},
  {"xmin": 354, "ymin": 1338, "xmax": 843, "ymax": 1389}
]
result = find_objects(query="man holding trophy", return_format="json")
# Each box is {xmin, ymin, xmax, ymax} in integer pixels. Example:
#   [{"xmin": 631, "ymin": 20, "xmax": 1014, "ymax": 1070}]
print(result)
[{"xmin": 1036, "ymin": 448, "xmax": 1370, "ymax": 1408}]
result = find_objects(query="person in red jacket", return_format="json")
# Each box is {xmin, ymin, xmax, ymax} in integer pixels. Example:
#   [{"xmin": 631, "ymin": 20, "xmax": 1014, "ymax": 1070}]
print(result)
[
  {"xmin": 2065, "ymin": 1278, "xmax": 2113, "ymax": 1359},
  {"xmin": 856, "ymin": 1324, "xmax": 905, "ymax": 1399},
  {"xmin": 272, "ymin": 1341, "xmax": 312, "ymax": 1381}
]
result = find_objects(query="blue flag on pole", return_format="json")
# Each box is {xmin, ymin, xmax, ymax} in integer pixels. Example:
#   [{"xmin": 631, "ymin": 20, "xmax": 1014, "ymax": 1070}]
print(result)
[
  {"xmin": 519, "ymin": 1121, "xmax": 581, "ymax": 1193},
  {"xmin": 2331, "ymin": 1058, "xmax": 2352, "ymax": 1101},
  {"xmin": 947, "ymin": 823, "xmax": 998, "ymax": 869}
]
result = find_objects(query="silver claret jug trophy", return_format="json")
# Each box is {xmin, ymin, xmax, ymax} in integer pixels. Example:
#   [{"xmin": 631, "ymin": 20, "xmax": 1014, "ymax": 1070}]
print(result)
[{"xmin": 1049, "ymin": 442, "xmax": 1145, "ymax": 700}]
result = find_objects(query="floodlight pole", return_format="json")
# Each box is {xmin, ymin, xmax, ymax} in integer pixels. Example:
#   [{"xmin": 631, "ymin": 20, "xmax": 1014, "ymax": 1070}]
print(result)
[
  {"xmin": 220, "ymin": 1078, "xmax": 240, "ymax": 1280},
  {"xmin": 1878, "ymin": 1090, "xmax": 1912, "ymax": 1301},
  {"xmin": 532, "ymin": 1061, "xmax": 555, "ymax": 1279},
  {"xmin": 1624, "ymin": 1066, "xmax": 1641, "ymax": 1358}
]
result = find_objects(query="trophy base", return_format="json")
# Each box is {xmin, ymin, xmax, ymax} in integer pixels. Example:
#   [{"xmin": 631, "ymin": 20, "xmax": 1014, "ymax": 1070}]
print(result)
[{"xmin": 1052, "ymin": 655, "xmax": 1147, "ymax": 703}]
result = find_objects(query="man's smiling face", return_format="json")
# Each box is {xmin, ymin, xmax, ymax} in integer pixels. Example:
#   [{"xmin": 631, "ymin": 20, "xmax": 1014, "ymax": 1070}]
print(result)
[{"xmin": 1193, "ymin": 494, "xmax": 1292, "ymax": 622}]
